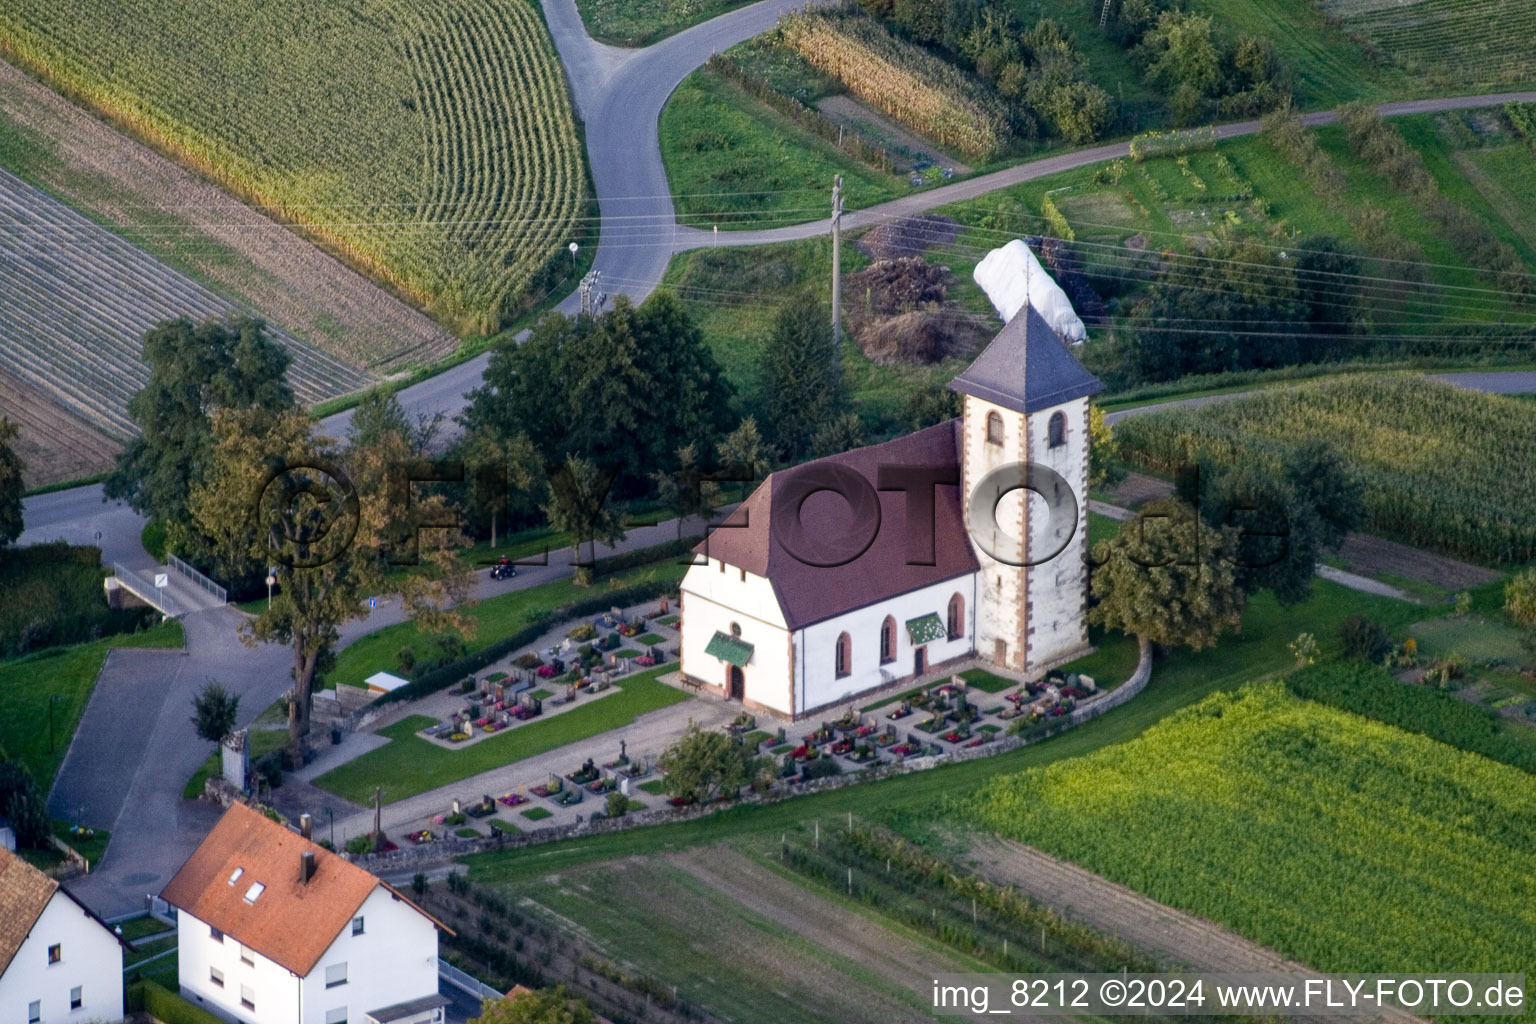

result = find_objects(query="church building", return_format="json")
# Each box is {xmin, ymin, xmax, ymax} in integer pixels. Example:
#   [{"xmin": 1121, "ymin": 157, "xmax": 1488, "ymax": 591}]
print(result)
[{"xmin": 679, "ymin": 305, "xmax": 1103, "ymax": 719}]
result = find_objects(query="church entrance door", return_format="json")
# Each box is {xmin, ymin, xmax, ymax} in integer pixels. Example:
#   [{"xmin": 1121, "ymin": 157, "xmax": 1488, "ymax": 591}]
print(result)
[
  {"xmin": 727, "ymin": 665, "xmax": 745, "ymax": 700},
  {"xmin": 913, "ymin": 646, "xmax": 927, "ymax": 677}
]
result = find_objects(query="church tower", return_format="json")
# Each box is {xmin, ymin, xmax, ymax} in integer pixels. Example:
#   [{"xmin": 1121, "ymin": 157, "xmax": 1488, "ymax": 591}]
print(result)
[{"xmin": 949, "ymin": 306, "xmax": 1102, "ymax": 677}]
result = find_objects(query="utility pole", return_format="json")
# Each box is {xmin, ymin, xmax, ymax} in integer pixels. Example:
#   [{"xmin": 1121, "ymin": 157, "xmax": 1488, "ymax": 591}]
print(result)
[{"xmin": 830, "ymin": 175, "xmax": 844, "ymax": 355}]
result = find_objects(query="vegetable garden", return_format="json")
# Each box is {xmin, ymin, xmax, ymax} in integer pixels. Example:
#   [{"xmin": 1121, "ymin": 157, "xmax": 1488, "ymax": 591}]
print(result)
[
  {"xmin": 0, "ymin": 0, "xmax": 586, "ymax": 334},
  {"xmin": 1322, "ymin": 0, "xmax": 1536, "ymax": 89},
  {"xmin": 0, "ymin": 167, "xmax": 371, "ymax": 438},
  {"xmin": 963, "ymin": 682, "xmax": 1536, "ymax": 989},
  {"xmin": 1112, "ymin": 375, "xmax": 1536, "ymax": 565}
]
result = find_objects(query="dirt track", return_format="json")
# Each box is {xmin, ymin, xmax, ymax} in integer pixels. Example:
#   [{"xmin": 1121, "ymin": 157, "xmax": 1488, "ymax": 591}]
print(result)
[
  {"xmin": 968, "ymin": 836, "xmax": 1426, "ymax": 1024},
  {"xmin": 0, "ymin": 59, "xmax": 455, "ymax": 372},
  {"xmin": 0, "ymin": 369, "xmax": 119, "ymax": 486}
]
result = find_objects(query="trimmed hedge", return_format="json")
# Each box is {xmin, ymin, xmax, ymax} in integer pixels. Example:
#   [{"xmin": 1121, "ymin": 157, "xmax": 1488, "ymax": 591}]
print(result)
[
  {"xmin": 128, "ymin": 981, "xmax": 226, "ymax": 1024},
  {"xmin": 590, "ymin": 535, "xmax": 703, "ymax": 577},
  {"xmin": 376, "ymin": 579, "xmax": 679, "ymax": 705}
]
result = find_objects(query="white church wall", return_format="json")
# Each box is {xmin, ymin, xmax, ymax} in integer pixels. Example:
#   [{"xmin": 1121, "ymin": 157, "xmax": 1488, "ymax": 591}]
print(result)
[
  {"xmin": 1024, "ymin": 397, "xmax": 1093, "ymax": 671},
  {"xmin": 680, "ymin": 560, "xmax": 792, "ymax": 714},
  {"xmin": 961, "ymin": 394, "xmax": 1027, "ymax": 671},
  {"xmin": 794, "ymin": 574, "xmax": 976, "ymax": 716}
]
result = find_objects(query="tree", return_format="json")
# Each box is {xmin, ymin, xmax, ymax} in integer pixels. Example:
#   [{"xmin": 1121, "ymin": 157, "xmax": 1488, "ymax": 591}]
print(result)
[
  {"xmin": 659, "ymin": 722, "xmax": 770, "ymax": 803},
  {"xmin": 456, "ymin": 428, "xmax": 546, "ymax": 544},
  {"xmin": 0, "ymin": 418, "xmax": 23, "ymax": 548},
  {"xmin": 761, "ymin": 292, "xmax": 846, "ymax": 461},
  {"xmin": 1089, "ymin": 498, "xmax": 1245, "ymax": 661},
  {"xmin": 716, "ymin": 416, "xmax": 769, "ymax": 500},
  {"xmin": 191, "ymin": 681, "xmax": 240, "ymax": 752},
  {"xmin": 1139, "ymin": 11, "xmax": 1221, "ymax": 100},
  {"xmin": 347, "ymin": 388, "xmax": 440, "ymax": 453},
  {"xmin": 190, "ymin": 408, "xmax": 475, "ymax": 766},
  {"xmin": 903, "ymin": 385, "xmax": 961, "ymax": 431},
  {"xmin": 0, "ymin": 760, "xmax": 48, "ymax": 849},
  {"xmin": 651, "ymin": 444, "xmax": 721, "ymax": 541},
  {"xmin": 543, "ymin": 456, "xmax": 625, "ymax": 584},
  {"xmin": 810, "ymin": 411, "xmax": 865, "ymax": 459},
  {"xmin": 470, "ymin": 988, "xmax": 596, "ymax": 1024},
  {"xmin": 1506, "ymin": 568, "xmax": 1536, "ymax": 627},
  {"xmin": 1087, "ymin": 404, "xmax": 1123, "ymax": 492}
]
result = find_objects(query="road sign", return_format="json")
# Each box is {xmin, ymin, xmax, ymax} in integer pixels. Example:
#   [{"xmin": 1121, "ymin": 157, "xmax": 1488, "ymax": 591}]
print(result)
[
  {"xmin": 154, "ymin": 573, "xmax": 169, "ymax": 589},
  {"xmin": 369, "ymin": 597, "xmax": 377, "ymax": 608},
  {"xmin": 266, "ymin": 575, "xmax": 276, "ymax": 586}
]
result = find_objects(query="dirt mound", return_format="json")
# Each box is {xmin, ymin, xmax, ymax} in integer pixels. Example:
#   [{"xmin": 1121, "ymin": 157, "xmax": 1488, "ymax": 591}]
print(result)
[
  {"xmin": 844, "ymin": 257, "xmax": 991, "ymax": 365},
  {"xmin": 855, "ymin": 214, "xmax": 960, "ymax": 261}
]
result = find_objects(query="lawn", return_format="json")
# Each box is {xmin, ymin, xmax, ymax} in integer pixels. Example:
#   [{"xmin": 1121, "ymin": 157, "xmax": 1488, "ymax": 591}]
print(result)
[
  {"xmin": 313, "ymin": 668, "xmax": 689, "ymax": 804},
  {"xmin": 659, "ymin": 67, "xmax": 903, "ymax": 228},
  {"xmin": 574, "ymin": 0, "xmax": 754, "ymax": 46},
  {"xmin": 963, "ymin": 682, "xmax": 1536, "ymax": 981},
  {"xmin": 51, "ymin": 820, "xmax": 109, "ymax": 866},
  {"xmin": 520, "ymin": 806, "xmax": 552, "ymax": 821},
  {"xmin": 327, "ymin": 559, "xmax": 688, "ymax": 688},
  {"xmin": 0, "ymin": 621, "xmax": 184, "ymax": 787},
  {"xmin": 182, "ymin": 729, "xmax": 287, "ymax": 800}
]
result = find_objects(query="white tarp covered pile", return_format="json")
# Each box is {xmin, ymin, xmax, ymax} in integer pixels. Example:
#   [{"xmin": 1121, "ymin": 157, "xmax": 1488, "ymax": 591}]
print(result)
[{"xmin": 973, "ymin": 239, "xmax": 1086, "ymax": 344}]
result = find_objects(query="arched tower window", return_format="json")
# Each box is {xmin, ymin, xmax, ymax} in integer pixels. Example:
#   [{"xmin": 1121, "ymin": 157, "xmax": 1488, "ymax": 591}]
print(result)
[
  {"xmin": 986, "ymin": 411, "xmax": 1004, "ymax": 446},
  {"xmin": 729, "ymin": 621, "xmax": 742, "ymax": 637},
  {"xmin": 835, "ymin": 632, "xmax": 852, "ymax": 678},
  {"xmin": 1048, "ymin": 411, "xmax": 1066, "ymax": 448},
  {"xmin": 879, "ymin": 616, "xmax": 896, "ymax": 664},
  {"xmin": 947, "ymin": 593, "xmax": 964, "ymax": 641}
]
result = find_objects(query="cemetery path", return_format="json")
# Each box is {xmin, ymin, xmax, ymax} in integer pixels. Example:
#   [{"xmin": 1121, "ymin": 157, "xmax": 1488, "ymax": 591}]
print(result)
[{"xmin": 967, "ymin": 836, "xmax": 1428, "ymax": 1024}]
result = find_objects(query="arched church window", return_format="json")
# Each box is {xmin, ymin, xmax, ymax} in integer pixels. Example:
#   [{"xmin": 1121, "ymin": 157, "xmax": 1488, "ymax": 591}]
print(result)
[
  {"xmin": 1048, "ymin": 411, "xmax": 1066, "ymax": 448},
  {"xmin": 730, "ymin": 622, "xmax": 742, "ymax": 638},
  {"xmin": 947, "ymin": 593, "xmax": 964, "ymax": 641},
  {"xmin": 880, "ymin": 616, "xmax": 896, "ymax": 664},
  {"xmin": 835, "ymin": 632, "xmax": 852, "ymax": 678},
  {"xmin": 986, "ymin": 411, "xmax": 1004, "ymax": 446}
]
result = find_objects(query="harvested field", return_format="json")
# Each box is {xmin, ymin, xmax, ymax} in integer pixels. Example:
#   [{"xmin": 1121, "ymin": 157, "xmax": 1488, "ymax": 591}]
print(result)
[
  {"xmin": 0, "ymin": 60, "xmax": 455, "ymax": 370},
  {"xmin": 0, "ymin": 167, "xmax": 372, "ymax": 438},
  {"xmin": 0, "ymin": 369, "xmax": 118, "ymax": 487}
]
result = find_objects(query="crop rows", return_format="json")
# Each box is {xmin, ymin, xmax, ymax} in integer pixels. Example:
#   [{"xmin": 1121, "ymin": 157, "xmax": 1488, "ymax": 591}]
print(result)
[
  {"xmin": 0, "ymin": 167, "xmax": 371, "ymax": 438},
  {"xmin": 1112, "ymin": 375, "xmax": 1536, "ymax": 566},
  {"xmin": 0, "ymin": 0, "xmax": 584, "ymax": 334},
  {"xmin": 779, "ymin": 8, "xmax": 1012, "ymax": 161},
  {"xmin": 965, "ymin": 682, "xmax": 1536, "ymax": 985},
  {"xmin": 1324, "ymin": 0, "xmax": 1536, "ymax": 86}
]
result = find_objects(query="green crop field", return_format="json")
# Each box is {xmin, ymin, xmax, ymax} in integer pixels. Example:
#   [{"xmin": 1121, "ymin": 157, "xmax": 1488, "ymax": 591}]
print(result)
[
  {"xmin": 1323, "ymin": 0, "xmax": 1536, "ymax": 91},
  {"xmin": 964, "ymin": 682, "xmax": 1536, "ymax": 984},
  {"xmin": 1112, "ymin": 374, "xmax": 1536, "ymax": 565},
  {"xmin": 0, "ymin": 0, "xmax": 586, "ymax": 334}
]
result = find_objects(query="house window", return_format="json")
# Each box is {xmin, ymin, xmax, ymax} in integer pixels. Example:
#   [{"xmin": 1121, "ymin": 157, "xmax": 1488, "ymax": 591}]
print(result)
[
  {"xmin": 239, "ymin": 944, "xmax": 254, "ymax": 967},
  {"xmin": 351, "ymin": 917, "xmax": 364, "ymax": 936},
  {"xmin": 834, "ymin": 632, "xmax": 851, "ymax": 678},
  {"xmin": 210, "ymin": 968, "xmax": 225, "ymax": 989},
  {"xmin": 739, "ymin": 567, "xmax": 746, "ymax": 582},
  {"xmin": 326, "ymin": 962, "xmax": 348, "ymax": 988},
  {"xmin": 70, "ymin": 987, "xmax": 82, "ymax": 1011},
  {"xmin": 879, "ymin": 616, "xmax": 896, "ymax": 664},
  {"xmin": 326, "ymin": 1010, "xmax": 348, "ymax": 1024},
  {"xmin": 210, "ymin": 926, "xmax": 224, "ymax": 944},
  {"xmin": 947, "ymin": 593, "xmax": 965, "ymax": 641},
  {"xmin": 47, "ymin": 943, "xmax": 61, "ymax": 964},
  {"xmin": 986, "ymin": 411, "xmax": 1004, "ymax": 446},
  {"xmin": 1048, "ymin": 411, "xmax": 1066, "ymax": 448},
  {"xmin": 240, "ymin": 986, "xmax": 255, "ymax": 1012},
  {"xmin": 27, "ymin": 1002, "xmax": 39, "ymax": 1024}
]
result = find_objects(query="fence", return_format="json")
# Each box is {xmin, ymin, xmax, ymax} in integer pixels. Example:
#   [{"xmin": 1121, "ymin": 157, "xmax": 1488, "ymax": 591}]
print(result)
[
  {"xmin": 438, "ymin": 958, "xmax": 501, "ymax": 1001},
  {"xmin": 112, "ymin": 563, "xmax": 183, "ymax": 618},
  {"xmin": 169, "ymin": 554, "xmax": 227, "ymax": 604}
]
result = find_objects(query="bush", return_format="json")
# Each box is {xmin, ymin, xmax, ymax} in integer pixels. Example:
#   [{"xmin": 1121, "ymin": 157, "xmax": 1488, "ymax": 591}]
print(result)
[
  {"xmin": 567, "ymin": 624, "xmax": 597, "ymax": 642},
  {"xmin": 1339, "ymin": 615, "xmax": 1392, "ymax": 663},
  {"xmin": 130, "ymin": 981, "xmax": 225, "ymax": 1024},
  {"xmin": 345, "ymin": 834, "xmax": 375, "ymax": 855},
  {"xmin": 802, "ymin": 756, "xmax": 842, "ymax": 780},
  {"xmin": 396, "ymin": 646, "xmax": 416, "ymax": 675}
]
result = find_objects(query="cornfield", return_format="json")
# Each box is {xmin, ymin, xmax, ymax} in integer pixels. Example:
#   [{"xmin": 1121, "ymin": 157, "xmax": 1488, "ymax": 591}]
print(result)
[
  {"xmin": 1112, "ymin": 375, "xmax": 1536, "ymax": 566},
  {"xmin": 0, "ymin": 0, "xmax": 585, "ymax": 334},
  {"xmin": 779, "ymin": 8, "xmax": 1012, "ymax": 162},
  {"xmin": 965, "ymin": 683, "xmax": 1536, "ymax": 994}
]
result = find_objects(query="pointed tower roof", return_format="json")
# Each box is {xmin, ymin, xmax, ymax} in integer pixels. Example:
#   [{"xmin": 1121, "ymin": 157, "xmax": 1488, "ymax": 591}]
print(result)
[{"xmin": 947, "ymin": 305, "xmax": 1102, "ymax": 413}]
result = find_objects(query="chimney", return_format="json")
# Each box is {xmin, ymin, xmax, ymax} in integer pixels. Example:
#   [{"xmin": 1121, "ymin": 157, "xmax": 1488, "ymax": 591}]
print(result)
[
  {"xmin": 300, "ymin": 813, "xmax": 313, "ymax": 840},
  {"xmin": 300, "ymin": 850, "xmax": 316, "ymax": 885}
]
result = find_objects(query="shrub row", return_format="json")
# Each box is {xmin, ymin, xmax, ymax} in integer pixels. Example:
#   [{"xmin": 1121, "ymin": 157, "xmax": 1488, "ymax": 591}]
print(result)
[
  {"xmin": 375, "ymin": 578, "xmax": 680, "ymax": 705},
  {"xmin": 589, "ymin": 535, "xmax": 703, "ymax": 577},
  {"xmin": 1127, "ymin": 125, "xmax": 1216, "ymax": 161},
  {"xmin": 703, "ymin": 54, "xmax": 895, "ymax": 172},
  {"xmin": 127, "ymin": 982, "xmax": 225, "ymax": 1024}
]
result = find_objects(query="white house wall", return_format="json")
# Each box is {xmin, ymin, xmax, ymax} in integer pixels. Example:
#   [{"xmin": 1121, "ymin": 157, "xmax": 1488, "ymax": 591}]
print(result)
[
  {"xmin": 1024, "ymin": 396, "xmax": 1092, "ymax": 671},
  {"xmin": 0, "ymin": 893, "xmax": 123, "ymax": 1024},
  {"xmin": 299, "ymin": 888, "xmax": 440, "ymax": 1024},
  {"xmin": 794, "ymin": 574, "xmax": 976, "ymax": 717},
  {"xmin": 680, "ymin": 561, "xmax": 792, "ymax": 714},
  {"xmin": 178, "ymin": 913, "xmax": 300, "ymax": 1024}
]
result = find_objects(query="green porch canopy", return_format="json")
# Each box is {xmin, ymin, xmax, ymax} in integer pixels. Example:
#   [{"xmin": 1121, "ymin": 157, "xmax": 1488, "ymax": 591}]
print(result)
[
  {"xmin": 705, "ymin": 631, "xmax": 754, "ymax": 667},
  {"xmin": 906, "ymin": 613, "xmax": 945, "ymax": 645}
]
